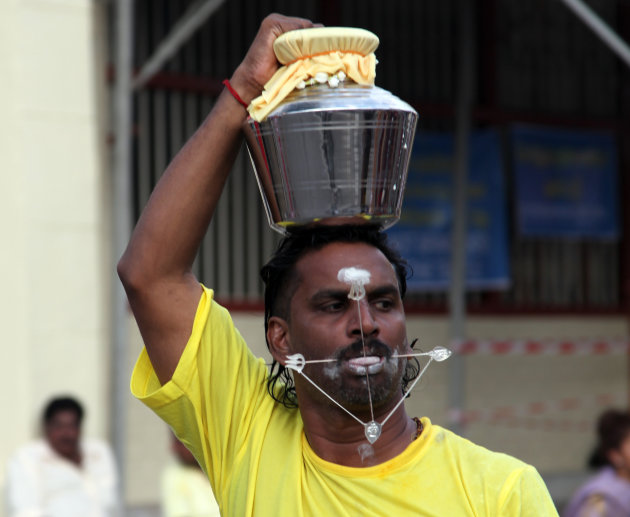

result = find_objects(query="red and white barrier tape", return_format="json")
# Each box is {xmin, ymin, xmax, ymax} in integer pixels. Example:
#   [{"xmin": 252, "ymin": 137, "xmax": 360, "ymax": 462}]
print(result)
[
  {"xmin": 449, "ymin": 339, "xmax": 630, "ymax": 356},
  {"xmin": 448, "ymin": 392, "xmax": 625, "ymax": 429}
]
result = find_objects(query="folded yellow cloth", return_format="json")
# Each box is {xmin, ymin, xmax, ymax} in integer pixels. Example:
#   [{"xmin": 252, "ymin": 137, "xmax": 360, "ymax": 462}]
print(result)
[{"xmin": 248, "ymin": 27, "xmax": 379, "ymax": 122}]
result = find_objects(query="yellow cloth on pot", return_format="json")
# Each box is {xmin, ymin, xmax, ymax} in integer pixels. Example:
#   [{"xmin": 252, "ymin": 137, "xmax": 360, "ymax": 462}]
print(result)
[{"xmin": 248, "ymin": 27, "xmax": 379, "ymax": 122}]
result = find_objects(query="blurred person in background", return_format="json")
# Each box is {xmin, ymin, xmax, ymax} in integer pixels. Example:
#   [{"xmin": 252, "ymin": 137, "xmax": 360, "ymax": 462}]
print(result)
[
  {"xmin": 162, "ymin": 431, "xmax": 220, "ymax": 517},
  {"xmin": 4, "ymin": 395, "xmax": 118, "ymax": 517},
  {"xmin": 563, "ymin": 408, "xmax": 630, "ymax": 517}
]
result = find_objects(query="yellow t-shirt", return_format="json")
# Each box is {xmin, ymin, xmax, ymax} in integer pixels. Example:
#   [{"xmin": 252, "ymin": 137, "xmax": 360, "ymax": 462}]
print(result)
[{"xmin": 131, "ymin": 286, "xmax": 559, "ymax": 516}]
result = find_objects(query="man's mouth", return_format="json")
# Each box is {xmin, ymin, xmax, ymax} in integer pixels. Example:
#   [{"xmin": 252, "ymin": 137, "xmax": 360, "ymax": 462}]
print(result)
[
  {"xmin": 345, "ymin": 356, "xmax": 386, "ymax": 375},
  {"xmin": 332, "ymin": 338, "xmax": 396, "ymax": 376}
]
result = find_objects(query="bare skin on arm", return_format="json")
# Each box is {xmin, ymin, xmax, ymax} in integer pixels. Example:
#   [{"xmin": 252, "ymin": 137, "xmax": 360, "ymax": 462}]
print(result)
[{"xmin": 117, "ymin": 14, "xmax": 319, "ymax": 385}]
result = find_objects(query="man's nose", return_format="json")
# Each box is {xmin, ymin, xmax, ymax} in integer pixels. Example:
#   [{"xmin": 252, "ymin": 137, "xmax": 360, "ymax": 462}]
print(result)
[{"xmin": 348, "ymin": 299, "xmax": 379, "ymax": 337}]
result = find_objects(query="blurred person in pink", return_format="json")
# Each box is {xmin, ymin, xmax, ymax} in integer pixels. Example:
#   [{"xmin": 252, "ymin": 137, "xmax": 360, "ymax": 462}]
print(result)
[
  {"xmin": 563, "ymin": 409, "xmax": 630, "ymax": 517},
  {"xmin": 4, "ymin": 395, "xmax": 118, "ymax": 517},
  {"xmin": 162, "ymin": 432, "xmax": 220, "ymax": 517}
]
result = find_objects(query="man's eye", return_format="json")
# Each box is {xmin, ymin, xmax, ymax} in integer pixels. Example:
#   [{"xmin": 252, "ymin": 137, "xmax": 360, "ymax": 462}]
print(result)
[
  {"xmin": 373, "ymin": 299, "xmax": 394, "ymax": 310},
  {"xmin": 322, "ymin": 301, "xmax": 345, "ymax": 312}
]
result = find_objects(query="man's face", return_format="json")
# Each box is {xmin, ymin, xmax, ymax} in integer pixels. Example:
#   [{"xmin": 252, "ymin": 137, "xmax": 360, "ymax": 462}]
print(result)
[
  {"xmin": 45, "ymin": 409, "xmax": 81, "ymax": 460},
  {"xmin": 283, "ymin": 242, "xmax": 410, "ymax": 413}
]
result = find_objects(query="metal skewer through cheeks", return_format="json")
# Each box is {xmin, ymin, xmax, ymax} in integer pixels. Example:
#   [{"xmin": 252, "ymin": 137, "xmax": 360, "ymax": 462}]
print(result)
[{"xmin": 285, "ymin": 267, "xmax": 452, "ymax": 444}]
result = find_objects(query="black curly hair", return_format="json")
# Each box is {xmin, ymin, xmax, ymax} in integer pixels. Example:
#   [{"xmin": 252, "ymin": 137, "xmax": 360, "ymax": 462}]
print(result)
[
  {"xmin": 260, "ymin": 224, "xmax": 420, "ymax": 408},
  {"xmin": 588, "ymin": 409, "xmax": 630, "ymax": 469},
  {"xmin": 43, "ymin": 396, "xmax": 84, "ymax": 425}
]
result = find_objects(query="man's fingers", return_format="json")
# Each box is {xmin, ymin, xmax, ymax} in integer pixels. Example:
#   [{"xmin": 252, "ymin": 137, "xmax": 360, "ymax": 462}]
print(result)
[
  {"xmin": 265, "ymin": 13, "xmax": 319, "ymax": 38},
  {"xmin": 233, "ymin": 14, "xmax": 324, "ymax": 102}
]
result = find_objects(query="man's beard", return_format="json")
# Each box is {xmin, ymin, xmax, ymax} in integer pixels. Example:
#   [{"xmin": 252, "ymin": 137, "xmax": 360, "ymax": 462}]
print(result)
[{"xmin": 304, "ymin": 337, "xmax": 407, "ymax": 412}]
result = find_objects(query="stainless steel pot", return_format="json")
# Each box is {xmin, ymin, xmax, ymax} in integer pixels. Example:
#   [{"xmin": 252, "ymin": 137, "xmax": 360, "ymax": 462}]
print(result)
[{"xmin": 243, "ymin": 82, "xmax": 418, "ymax": 234}]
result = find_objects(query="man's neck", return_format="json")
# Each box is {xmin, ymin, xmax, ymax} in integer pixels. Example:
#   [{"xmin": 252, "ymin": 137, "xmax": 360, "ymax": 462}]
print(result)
[
  {"xmin": 299, "ymin": 403, "xmax": 420, "ymax": 467},
  {"xmin": 49, "ymin": 443, "xmax": 82, "ymax": 467}
]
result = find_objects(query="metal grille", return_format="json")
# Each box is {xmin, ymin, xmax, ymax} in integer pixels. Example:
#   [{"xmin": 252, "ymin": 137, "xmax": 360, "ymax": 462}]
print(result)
[
  {"xmin": 128, "ymin": 0, "xmax": 626, "ymax": 310},
  {"xmin": 496, "ymin": 0, "xmax": 618, "ymax": 116}
]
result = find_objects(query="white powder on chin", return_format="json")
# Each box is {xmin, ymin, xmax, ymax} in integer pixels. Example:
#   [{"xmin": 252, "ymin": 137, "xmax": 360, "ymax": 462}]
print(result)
[{"xmin": 322, "ymin": 362, "xmax": 342, "ymax": 380}]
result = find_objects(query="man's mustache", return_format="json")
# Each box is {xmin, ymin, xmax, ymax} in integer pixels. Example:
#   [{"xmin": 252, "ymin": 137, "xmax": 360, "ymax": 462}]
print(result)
[{"xmin": 335, "ymin": 338, "xmax": 393, "ymax": 363}]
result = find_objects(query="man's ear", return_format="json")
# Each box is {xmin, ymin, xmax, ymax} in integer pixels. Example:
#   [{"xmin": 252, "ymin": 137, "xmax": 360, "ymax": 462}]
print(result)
[{"xmin": 267, "ymin": 316, "xmax": 291, "ymax": 364}]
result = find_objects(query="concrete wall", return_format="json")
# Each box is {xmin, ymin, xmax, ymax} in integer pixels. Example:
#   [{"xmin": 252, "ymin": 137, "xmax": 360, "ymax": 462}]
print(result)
[{"xmin": 0, "ymin": 1, "xmax": 110, "ymax": 515}]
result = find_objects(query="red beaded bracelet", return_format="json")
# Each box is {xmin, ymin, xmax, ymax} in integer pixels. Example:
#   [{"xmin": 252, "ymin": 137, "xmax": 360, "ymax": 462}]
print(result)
[{"xmin": 222, "ymin": 79, "xmax": 249, "ymax": 109}]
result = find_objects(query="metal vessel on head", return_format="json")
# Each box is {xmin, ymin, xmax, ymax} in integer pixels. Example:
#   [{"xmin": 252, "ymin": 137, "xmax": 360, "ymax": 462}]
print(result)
[{"xmin": 242, "ymin": 26, "xmax": 418, "ymax": 234}]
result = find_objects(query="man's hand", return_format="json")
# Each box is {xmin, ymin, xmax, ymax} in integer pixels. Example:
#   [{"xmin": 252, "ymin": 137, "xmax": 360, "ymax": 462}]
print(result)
[{"xmin": 230, "ymin": 13, "xmax": 321, "ymax": 105}]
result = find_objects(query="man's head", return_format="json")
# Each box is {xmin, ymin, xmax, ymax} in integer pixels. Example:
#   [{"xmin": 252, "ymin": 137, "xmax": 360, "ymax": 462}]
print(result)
[
  {"xmin": 42, "ymin": 396, "xmax": 84, "ymax": 461},
  {"xmin": 260, "ymin": 224, "xmax": 418, "ymax": 409}
]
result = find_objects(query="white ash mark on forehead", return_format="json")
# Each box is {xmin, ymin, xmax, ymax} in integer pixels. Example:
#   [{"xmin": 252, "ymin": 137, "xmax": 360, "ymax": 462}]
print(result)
[
  {"xmin": 337, "ymin": 267, "xmax": 371, "ymax": 285},
  {"xmin": 338, "ymin": 267, "xmax": 371, "ymax": 301}
]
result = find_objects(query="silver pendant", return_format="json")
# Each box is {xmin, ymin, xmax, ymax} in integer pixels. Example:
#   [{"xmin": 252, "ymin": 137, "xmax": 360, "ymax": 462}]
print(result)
[{"xmin": 365, "ymin": 421, "xmax": 382, "ymax": 444}]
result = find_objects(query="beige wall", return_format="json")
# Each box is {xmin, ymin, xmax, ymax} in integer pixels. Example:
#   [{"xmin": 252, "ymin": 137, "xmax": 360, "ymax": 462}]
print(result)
[{"xmin": 0, "ymin": 1, "xmax": 109, "ymax": 515}]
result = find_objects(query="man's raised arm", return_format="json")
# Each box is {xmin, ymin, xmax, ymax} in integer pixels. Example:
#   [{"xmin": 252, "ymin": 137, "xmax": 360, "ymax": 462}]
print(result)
[{"xmin": 117, "ymin": 14, "xmax": 317, "ymax": 385}]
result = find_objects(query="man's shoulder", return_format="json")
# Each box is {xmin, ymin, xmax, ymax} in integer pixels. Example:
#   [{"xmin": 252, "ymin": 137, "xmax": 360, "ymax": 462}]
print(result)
[
  {"xmin": 427, "ymin": 421, "xmax": 531, "ymax": 471},
  {"xmin": 82, "ymin": 437, "xmax": 115, "ymax": 458},
  {"xmin": 7, "ymin": 439, "xmax": 53, "ymax": 469},
  {"xmin": 11, "ymin": 439, "xmax": 49, "ymax": 458},
  {"xmin": 424, "ymin": 421, "xmax": 556, "ymax": 511}
]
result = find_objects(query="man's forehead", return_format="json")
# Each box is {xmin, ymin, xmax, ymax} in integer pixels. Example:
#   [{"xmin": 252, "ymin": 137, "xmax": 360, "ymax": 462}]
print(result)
[
  {"xmin": 49, "ymin": 410, "xmax": 80, "ymax": 424},
  {"xmin": 295, "ymin": 242, "xmax": 398, "ymax": 284}
]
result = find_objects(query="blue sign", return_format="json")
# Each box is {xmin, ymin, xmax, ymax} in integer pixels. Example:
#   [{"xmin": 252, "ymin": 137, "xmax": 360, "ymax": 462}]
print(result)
[
  {"xmin": 512, "ymin": 125, "xmax": 619, "ymax": 239},
  {"xmin": 387, "ymin": 130, "xmax": 510, "ymax": 292}
]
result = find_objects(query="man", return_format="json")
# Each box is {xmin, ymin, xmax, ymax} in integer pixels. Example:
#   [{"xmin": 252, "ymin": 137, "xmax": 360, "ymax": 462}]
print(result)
[
  {"xmin": 5, "ymin": 396, "xmax": 118, "ymax": 517},
  {"xmin": 119, "ymin": 13, "xmax": 558, "ymax": 515},
  {"xmin": 162, "ymin": 432, "xmax": 221, "ymax": 517}
]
